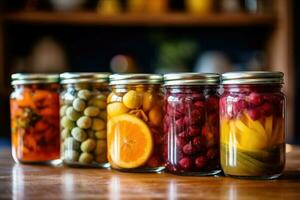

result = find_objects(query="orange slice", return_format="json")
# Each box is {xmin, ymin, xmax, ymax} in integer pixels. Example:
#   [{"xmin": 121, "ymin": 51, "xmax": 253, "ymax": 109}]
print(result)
[{"xmin": 107, "ymin": 114, "xmax": 153, "ymax": 169}]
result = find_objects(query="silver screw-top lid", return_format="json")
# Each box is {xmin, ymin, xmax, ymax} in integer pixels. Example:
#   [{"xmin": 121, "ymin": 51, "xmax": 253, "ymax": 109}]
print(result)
[
  {"xmin": 11, "ymin": 73, "xmax": 59, "ymax": 85},
  {"xmin": 60, "ymin": 72, "xmax": 111, "ymax": 84},
  {"xmin": 163, "ymin": 73, "xmax": 220, "ymax": 85},
  {"xmin": 221, "ymin": 71, "xmax": 284, "ymax": 84},
  {"xmin": 109, "ymin": 74, "xmax": 163, "ymax": 85}
]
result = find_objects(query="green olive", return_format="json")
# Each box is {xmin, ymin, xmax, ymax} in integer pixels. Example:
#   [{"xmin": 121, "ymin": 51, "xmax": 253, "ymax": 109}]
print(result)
[
  {"xmin": 84, "ymin": 106, "xmax": 100, "ymax": 117},
  {"xmin": 64, "ymin": 137, "xmax": 80, "ymax": 150},
  {"xmin": 94, "ymin": 139, "xmax": 107, "ymax": 155},
  {"xmin": 73, "ymin": 98, "xmax": 86, "ymax": 112},
  {"xmin": 61, "ymin": 116, "xmax": 75, "ymax": 130},
  {"xmin": 98, "ymin": 111, "xmax": 107, "ymax": 121},
  {"xmin": 61, "ymin": 128, "xmax": 71, "ymax": 139},
  {"xmin": 66, "ymin": 107, "xmax": 81, "ymax": 121},
  {"xmin": 71, "ymin": 127, "xmax": 87, "ymax": 142},
  {"xmin": 76, "ymin": 116, "xmax": 92, "ymax": 129},
  {"xmin": 64, "ymin": 150, "xmax": 79, "ymax": 162},
  {"xmin": 79, "ymin": 152, "xmax": 93, "ymax": 164},
  {"xmin": 95, "ymin": 153, "xmax": 107, "ymax": 163},
  {"xmin": 81, "ymin": 138, "xmax": 96, "ymax": 152},
  {"xmin": 95, "ymin": 130, "xmax": 106, "ymax": 139},
  {"xmin": 92, "ymin": 118, "xmax": 105, "ymax": 131},
  {"xmin": 78, "ymin": 89, "xmax": 92, "ymax": 100},
  {"xmin": 60, "ymin": 105, "xmax": 68, "ymax": 116}
]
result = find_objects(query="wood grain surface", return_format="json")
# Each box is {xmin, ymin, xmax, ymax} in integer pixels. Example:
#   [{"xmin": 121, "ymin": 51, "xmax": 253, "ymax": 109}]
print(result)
[{"xmin": 0, "ymin": 145, "xmax": 300, "ymax": 199}]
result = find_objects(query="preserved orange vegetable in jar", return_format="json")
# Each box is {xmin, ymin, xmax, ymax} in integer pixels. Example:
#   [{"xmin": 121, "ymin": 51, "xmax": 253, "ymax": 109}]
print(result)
[
  {"xmin": 107, "ymin": 74, "xmax": 165, "ymax": 172},
  {"xmin": 10, "ymin": 74, "xmax": 60, "ymax": 163}
]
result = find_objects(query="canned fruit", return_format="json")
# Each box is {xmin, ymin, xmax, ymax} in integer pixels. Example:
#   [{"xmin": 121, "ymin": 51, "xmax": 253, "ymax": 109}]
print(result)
[
  {"xmin": 107, "ymin": 85, "xmax": 164, "ymax": 170},
  {"xmin": 220, "ymin": 85, "xmax": 285, "ymax": 177},
  {"xmin": 163, "ymin": 87, "xmax": 220, "ymax": 174},
  {"xmin": 107, "ymin": 102, "xmax": 129, "ymax": 117},
  {"xmin": 108, "ymin": 114, "xmax": 153, "ymax": 169},
  {"xmin": 122, "ymin": 90, "xmax": 142, "ymax": 109},
  {"xmin": 60, "ymin": 86, "xmax": 109, "ymax": 166}
]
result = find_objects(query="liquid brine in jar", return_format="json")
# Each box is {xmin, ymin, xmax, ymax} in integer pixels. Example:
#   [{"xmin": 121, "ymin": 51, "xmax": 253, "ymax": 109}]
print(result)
[{"xmin": 107, "ymin": 74, "xmax": 165, "ymax": 172}]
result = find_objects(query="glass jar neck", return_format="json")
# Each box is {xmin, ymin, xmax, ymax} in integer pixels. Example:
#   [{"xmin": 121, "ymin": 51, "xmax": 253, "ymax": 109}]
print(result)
[{"xmin": 222, "ymin": 84, "xmax": 283, "ymax": 93}]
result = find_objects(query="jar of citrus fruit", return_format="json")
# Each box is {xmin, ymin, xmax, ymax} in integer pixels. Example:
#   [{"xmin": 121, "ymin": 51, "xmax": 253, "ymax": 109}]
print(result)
[
  {"xmin": 107, "ymin": 74, "xmax": 165, "ymax": 172},
  {"xmin": 10, "ymin": 74, "xmax": 60, "ymax": 164},
  {"xmin": 163, "ymin": 73, "xmax": 221, "ymax": 176},
  {"xmin": 60, "ymin": 73, "xmax": 110, "ymax": 167},
  {"xmin": 220, "ymin": 71, "xmax": 286, "ymax": 179}
]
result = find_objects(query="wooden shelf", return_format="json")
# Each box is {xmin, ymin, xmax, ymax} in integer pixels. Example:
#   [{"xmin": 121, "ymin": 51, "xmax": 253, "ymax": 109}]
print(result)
[{"xmin": 3, "ymin": 11, "xmax": 277, "ymax": 27}]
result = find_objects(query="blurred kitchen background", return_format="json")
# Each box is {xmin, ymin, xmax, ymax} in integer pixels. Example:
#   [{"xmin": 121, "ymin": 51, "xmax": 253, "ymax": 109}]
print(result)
[{"xmin": 0, "ymin": 0, "xmax": 298, "ymax": 147}]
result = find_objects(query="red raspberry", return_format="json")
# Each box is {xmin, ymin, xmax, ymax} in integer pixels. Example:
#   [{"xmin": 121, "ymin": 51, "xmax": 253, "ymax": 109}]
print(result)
[
  {"xmin": 248, "ymin": 92, "xmax": 263, "ymax": 106},
  {"xmin": 247, "ymin": 108, "xmax": 261, "ymax": 120},
  {"xmin": 261, "ymin": 102, "xmax": 273, "ymax": 116},
  {"xmin": 176, "ymin": 136, "xmax": 187, "ymax": 147},
  {"xmin": 206, "ymin": 149, "xmax": 217, "ymax": 159},
  {"xmin": 183, "ymin": 143, "xmax": 195, "ymax": 155},
  {"xmin": 147, "ymin": 156, "xmax": 159, "ymax": 168},
  {"xmin": 179, "ymin": 157, "xmax": 192, "ymax": 170},
  {"xmin": 195, "ymin": 156, "xmax": 207, "ymax": 169},
  {"xmin": 188, "ymin": 126, "xmax": 201, "ymax": 137}
]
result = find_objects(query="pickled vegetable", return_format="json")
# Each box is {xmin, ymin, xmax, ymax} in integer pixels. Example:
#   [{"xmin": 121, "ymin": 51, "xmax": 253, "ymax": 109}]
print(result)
[
  {"xmin": 10, "ymin": 84, "xmax": 60, "ymax": 162},
  {"xmin": 60, "ymin": 83, "xmax": 109, "ymax": 166}
]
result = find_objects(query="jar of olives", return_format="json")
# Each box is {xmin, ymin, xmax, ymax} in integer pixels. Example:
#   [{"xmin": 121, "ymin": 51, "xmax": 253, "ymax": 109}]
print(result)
[
  {"xmin": 10, "ymin": 74, "xmax": 61, "ymax": 164},
  {"xmin": 107, "ymin": 74, "xmax": 165, "ymax": 172},
  {"xmin": 220, "ymin": 71, "xmax": 286, "ymax": 179},
  {"xmin": 60, "ymin": 73, "xmax": 110, "ymax": 167},
  {"xmin": 163, "ymin": 73, "xmax": 221, "ymax": 176}
]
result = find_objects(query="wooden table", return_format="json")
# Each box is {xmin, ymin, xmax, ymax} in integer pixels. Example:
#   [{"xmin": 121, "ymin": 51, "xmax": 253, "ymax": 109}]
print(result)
[{"xmin": 1, "ymin": 146, "xmax": 300, "ymax": 199}]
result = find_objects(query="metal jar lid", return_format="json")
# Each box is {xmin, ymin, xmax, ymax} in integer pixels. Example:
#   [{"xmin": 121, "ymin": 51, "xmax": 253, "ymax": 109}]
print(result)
[
  {"xmin": 163, "ymin": 73, "xmax": 220, "ymax": 86},
  {"xmin": 60, "ymin": 72, "xmax": 111, "ymax": 84},
  {"xmin": 221, "ymin": 71, "xmax": 284, "ymax": 84},
  {"xmin": 11, "ymin": 73, "xmax": 59, "ymax": 85},
  {"xmin": 109, "ymin": 74, "xmax": 163, "ymax": 85}
]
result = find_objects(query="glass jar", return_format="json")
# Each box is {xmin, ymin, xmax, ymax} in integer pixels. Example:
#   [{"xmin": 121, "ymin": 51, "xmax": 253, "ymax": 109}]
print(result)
[
  {"xmin": 10, "ymin": 74, "xmax": 60, "ymax": 164},
  {"xmin": 107, "ymin": 74, "xmax": 164, "ymax": 172},
  {"xmin": 163, "ymin": 73, "xmax": 221, "ymax": 176},
  {"xmin": 60, "ymin": 73, "xmax": 110, "ymax": 167},
  {"xmin": 220, "ymin": 71, "xmax": 286, "ymax": 179}
]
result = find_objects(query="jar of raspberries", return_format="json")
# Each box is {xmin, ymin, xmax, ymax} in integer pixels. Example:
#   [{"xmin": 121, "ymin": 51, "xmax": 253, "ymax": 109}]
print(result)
[
  {"xmin": 107, "ymin": 74, "xmax": 165, "ymax": 172},
  {"xmin": 163, "ymin": 73, "xmax": 221, "ymax": 176},
  {"xmin": 220, "ymin": 71, "xmax": 286, "ymax": 179}
]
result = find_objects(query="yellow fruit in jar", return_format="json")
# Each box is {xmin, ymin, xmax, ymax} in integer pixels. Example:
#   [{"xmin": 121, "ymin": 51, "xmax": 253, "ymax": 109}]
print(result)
[
  {"xmin": 123, "ymin": 90, "xmax": 142, "ymax": 109},
  {"xmin": 149, "ymin": 106, "xmax": 162, "ymax": 127},
  {"xmin": 143, "ymin": 92, "xmax": 154, "ymax": 112},
  {"xmin": 107, "ymin": 92, "xmax": 122, "ymax": 104},
  {"xmin": 107, "ymin": 114, "xmax": 153, "ymax": 169},
  {"xmin": 234, "ymin": 119, "xmax": 268, "ymax": 151},
  {"xmin": 135, "ymin": 85, "xmax": 145, "ymax": 93},
  {"xmin": 107, "ymin": 102, "xmax": 129, "ymax": 117}
]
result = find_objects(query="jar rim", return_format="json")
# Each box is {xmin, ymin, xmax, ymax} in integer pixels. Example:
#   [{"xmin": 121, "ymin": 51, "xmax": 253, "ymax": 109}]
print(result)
[
  {"xmin": 109, "ymin": 74, "xmax": 163, "ymax": 85},
  {"xmin": 221, "ymin": 71, "xmax": 284, "ymax": 84},
  {"xmin": 11, "ymin": 73, "xmax": 59, "ymax": 85},
  {"xmin": 60, "ymin": 72, "xmax": 111, "ymax": 84},
  {"xmin": 163, "ymin": 73, "xmax": 220, "ymax": 86}
]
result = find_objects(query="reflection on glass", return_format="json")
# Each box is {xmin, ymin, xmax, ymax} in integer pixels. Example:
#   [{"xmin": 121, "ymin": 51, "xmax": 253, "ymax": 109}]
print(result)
[{"xmin": 61, "ymin": 173, "xmax": 75, "ymax": 199}]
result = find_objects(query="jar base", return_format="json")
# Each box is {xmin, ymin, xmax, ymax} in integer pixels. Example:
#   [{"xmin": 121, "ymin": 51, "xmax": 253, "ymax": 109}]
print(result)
[
  {"xmin": 63, "ymin": 161, "xmax": 111, "ymax": 169},
  {"xmin": 16, "ymin": 158, "xmax": 62, "ymax": 166},
  {"xmin": 114, "ymin": 166, "xmax": 165, "ymax": 173},
  {"xmin": 167, "ymin": 169, "xmax": 222, "ymax": 177},
  {"xmin": 225, "ymin": 173, "xmax": 282, "ymax": 180}
]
